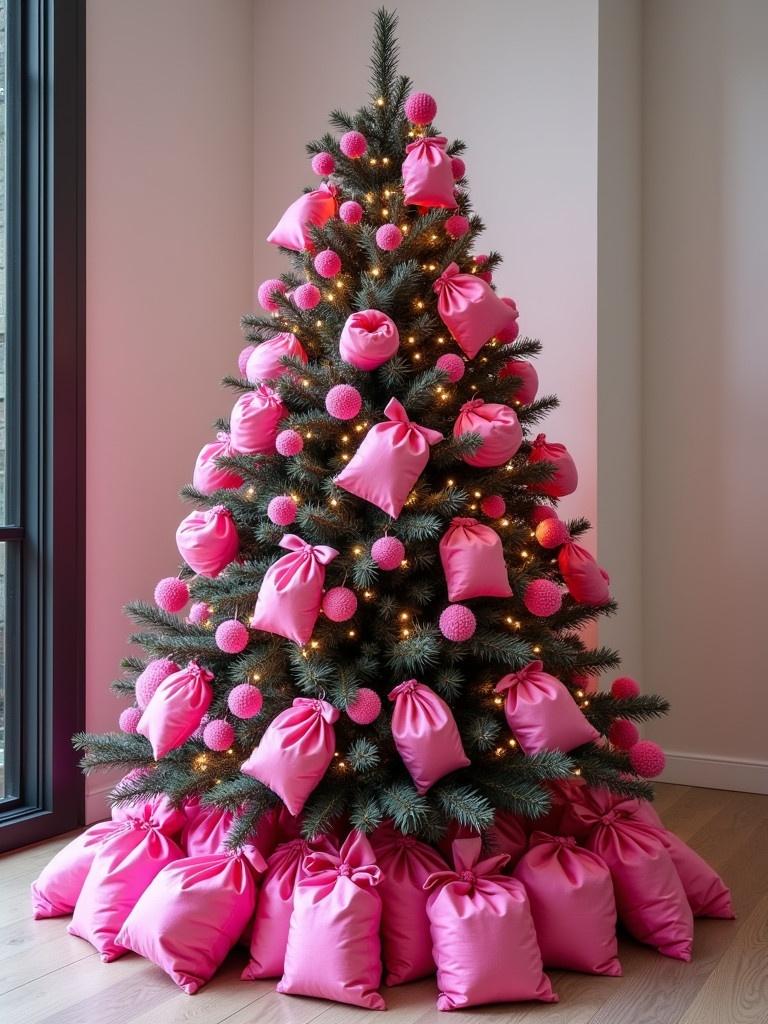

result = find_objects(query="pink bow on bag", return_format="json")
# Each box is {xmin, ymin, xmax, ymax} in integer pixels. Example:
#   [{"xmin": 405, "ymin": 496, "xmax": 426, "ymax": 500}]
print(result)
[
  {"xmin": 245, "ymin": 332, "xmax": 308, "ymax": 385},
  {"xmin": 176, "ymin": 504, "xmax": 239, "ymax": 578},
  {"xmin": 402, "ymin": 136, "xmax": 457, "ymax": 209},
  {"xmin": 267, "ymin": 182, "xmax": 338, "ymax": 252},
  {"xmin": 558, "ymin": 539, "xmax": 611, "ymax": 606},
  {"xmin": 434, "ymin": 263, "xmax": 518, "ymax": 359},
  {"xmin": 453, "ymin": 397, "xmax": 522, "ymax": 467},
  {"xmin": 192, "ymin": 432, "xmax": 244, "ymax": 496},
  {"xmin": 388, "ymin": 680, "xmax": 469, "ymax": 794},
  {"xmin": 439, "ymin": 516, "xmax": 512, "ymax": 601},
  {"xmin": 137, "ymin": 661, "xmax": 214, "ymax": 759}
]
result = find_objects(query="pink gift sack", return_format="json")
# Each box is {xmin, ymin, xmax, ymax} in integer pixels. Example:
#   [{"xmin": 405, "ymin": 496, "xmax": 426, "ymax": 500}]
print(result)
[
  {"xmin": 529, "ymin": 433, "xmax": 578, "ymax": 497},
  {"xmin": 180, "ymin": 802, "xmax": 235, "ymax": 857},
  {"xmin": 251, "ymin": 534, "xmax": 339, "ymax": 645},
  {"xmin": 137, "ymin": 661, "xmax": 214, "ymax": 759},
  {"xmin": 402, "ymin": 136, "xmax": 457, "ymax": 209},
  {"xmin": 277, "ymin": 831, "xmax": 385, "ymax": 1010},
  {"xmin": 424, "ymin": 837, "xmax": 557, "ymax": 1010},
  {"xmin": 229, "ymin": 384, "xmax": 286, "ymax": 454},
  {"xmin": 500, "ymin": 358, "xmax": 539, "ymax": 405},
  {"xmin": 487, "ymin": 809, "xmax": 529, "ymax": 865},
  {"xmin": 267, "ymin": 182, "xmax": 338, "ymax": 251},
  {"xmin": 339, "ymin": 309, "xmax": 400, "ymax": 370},
  {"xmin": 434, "ymin": 263, "xmax": 519, "ymax": 359},
  {"xmin": 453, "ymin": 398, "xmax": 522, "ymax": 467},
  {"xmin": 494, "ymin": 661, "xmax": 599, "ymax": 755},
  {"xmin": 559, "ymin": 540, "xmax": 611, "ymax": 606},
  {"xmin": 371, "ymin": 822, "xmax": 447, "ymax": 986},
  {"xmin": 245, "ymin": 332, "xmax": 308, "ymax": 385},
  {"xmin": 241, "ymin": 697, "xmax": 339, "ymax": 815},
  {"xmin": 31, "ymin": 819, "xmax": 121, "ymax": 918},
  {"xmin": 192, "ymin": 432, "xmax": 243, "ymax": 495},
  {"xmin": 335, "ymin": 398, "xmax": 443, "ymax": 518},
  {"xmin": 439, "ymin": 517, "xmax": 511, "ymax": 601},
  {"xmin": 388, "ymin": 680, "xmax": 469, "ymax": 795},
  {"xmin": 514, "ymin": 832, "xmax": 621, "ymax": 975},
  {"xmin": 176, "ymin": 504, "xmax": 239, "ymax": 578}
]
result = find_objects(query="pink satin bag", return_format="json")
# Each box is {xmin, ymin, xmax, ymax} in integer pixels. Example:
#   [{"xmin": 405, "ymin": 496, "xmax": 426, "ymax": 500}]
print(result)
[
  {"xmin": 267, "ymin": 182, "xmax": 338, "ymax": 251},
  {"xmin": 277, "ymin": 832, "xmax": 386, "ymax": 1010},
  {"xmin": 424, "ymin": 837, "xmax": 557, "ymax": 1010},
  {"xmin": 176, "ymin": 504, "xmax": 239, "ymax": 578},
  {"xmin": 402, "ymin": 136, "xmax": 457, "ymax": 209},
  {"xmin": 487, "ymin": 809, "xmax": 529, "ymax": 865},
  {"xmin": 495, "ymin": 661, "xmax": 599, "ymax": 755},
  {"xmin": 31, "ymin": 819, "xmax": 124, "ymax": 918},
  {"xmin": 453, "ymin": 398, "xmax": 522, "ymax": 467},
  {"xmin": 245, "ymin": 332, "xmax": 308, "ymax": 385},
  {"xmin": 388, "ymin": 680, "xmax": 469, "ymax": 795},
  {"xmin": 180, "ymin": 802, "xmax": 235, "ymax": 857},
  {"xmin": 339, "ymin": 309, "xmax": 400, "ymax": 370},
  {"xmin": 528, "ymin": 434, "xmax": 578, "ymax": 497},
  {"xmin": 192, "ymin": 432, "xmax": 244, "ymax": 495},
  {"xmin": 559, "ymin": 540, "xmax": 611, "ymax": 606},
  {"xmin": 335, "ymin": 398, "xmax": 443, "ymax": 518},
  {"xmin": 434, "ymin": 263, "xmax": 518, "ymax": 359},
  {"xmin": 241, "ymin": 697, "xmax": 339, "ymax": 815},
  {"xmin": 229, "ymin": 384, "xmax": 287, "ymax": 454},
  {"xmin": 514, "ymin": 832, "xmax": 621, "ymax": 975},
  {"xmin": 500, "ymin": 358, "xmax": 539, "ymax": 405},
  {"xmin": 251, "ymin": 534, "xmax": 339, "ymax": 645},
  {"xmin": 137, "ymin": 661, "xmax": 214, "ymax": 759},
  {"xmin": 371, "ymin": 822, "xmax": 447, "ymax": 985},
  {"xmin": 439, "ymin": 517, "xmax": 511, "ymax": 601}
]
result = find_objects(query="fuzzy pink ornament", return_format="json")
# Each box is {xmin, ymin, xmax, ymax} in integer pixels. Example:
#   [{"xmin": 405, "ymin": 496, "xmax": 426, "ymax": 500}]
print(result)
[
  {"xmin": 340, "ymin": 131, "xmax": 367, "ymax": 158},
  {"xmin": 535, "ymin": 518, "xmax": 570, "ymax": 549},
  {"xmin": 322, "ymin": 586, "xmax": 358, "ymax": 622},
  {"xmin": 326, "ymin": 383, "xmax": 362, "ymax": 420},
  {"xmin": 311, "ymin": 152, "xmax": 335, "ymax": 176},
  {"xmin": 119, "ymin": 707, "xmax": 142, "ymax": 734},
  {"xmin": 480, "ymin": 495, "xmax": 505, "ymax": 519},
  {"xmin": 154, "ymin": 577, "xmax": 189, "ymax": 614},
  {"xmin": 347, "ymin": 688, "xmax": 382, "ymax": 725},
  {"xmin": 314, "ymin": 249, "xmax": 342, "ymax": 278},
  {"xmin": 187, "ymin": 602, "xmax": 211, "ymax": 626},
  {"xmin": 276, "ymin": 429, "xmax": 304, "ymax": 456},
  {"xmin": 228, "ymin": 684, "xmax": 263, "ymax": 720},
  {"xmin": 203, "ymin": 719, "xmax": 236, "ymax": 752},
  {"xmin": 444, "ymin": 215, "xmax": 469, "ymax": 239},
  {"xmin": 238, "ymin": 345, "xmax": 255, "ymax": 376},
  {"xmin": 524, "ymin": 579, "xmax": 562, "ymax": 617},
  {"xmin": 612, "ymin": 676, "xmax": 641, "ymax": 699},
  {"xmin": 436, "ymin": 353, "xmax": 465, "ymax": 382},
  {"xmin": 531, "ymin": 504, "xmax": 557, "ymax": 525},
  {"xmin": 257, "ymin": 278, "xmax": 287, "ymax": 312},
  {"xmin": 450, "ymin": 156, "xmax": 465, "ymax": 179},
  {"xmin": 135, "ymin": 659, "xmax": 179, "ymax": 710},
  {"xmin": 371, "ymin": 536, "xmax": 405, "ymax": 570},
  {"xmin": 376, "ymin": 224, "xmax": 403, "ymax": 251},
  {"xmin": 496, "ymin": 298, "xmax": 520, "ymax": 342},
  {"xmin": 629, "ymin": 740, "xmax": 665, "ymax": 778},
  {"xmin": 267, "ymin": 495, "xmax": 298, "ymax": 526},
  {"xmin": 215, "ymin": 619, "xmax": 249, "ymax": 654},
  {"xmin": 339, "ymin": 200, "xmax": 363, "ymax": 225},
  {"xmin": 405, "ymin": 92, "xmax": 437, "ymax": 125},
  {"xmin": 609, "ymin": 719, "xmax": 640, "ymax": 750},
  {"xmin": 439, "ymin": 604, "xmax": 476, "ymax": 642},
  {"xmin": 293, "ymin": 283, "xmax": 321, "ymax": 310}
]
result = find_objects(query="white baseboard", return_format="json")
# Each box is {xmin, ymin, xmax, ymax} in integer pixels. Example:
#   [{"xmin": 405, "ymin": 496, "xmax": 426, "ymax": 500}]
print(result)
[{"xmin": 660, "ymin": 752, "xmax": 768, "ymax": 795}]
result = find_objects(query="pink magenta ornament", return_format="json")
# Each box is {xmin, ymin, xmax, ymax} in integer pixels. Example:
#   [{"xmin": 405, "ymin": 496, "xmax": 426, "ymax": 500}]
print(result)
[
  {"xmin": 531, "ymin": 504, "xmax": 557, "ymax": 524},
  {"xmin": 371, "ymin": 535, "xmax": 405, "ymax": 570},
  {"xmin": 203, "ymin": 719, "xmax": 236, "ymax": 752},
  {"xmin": 229, "ymin": 384, "xmax": 286, "ymax": 454},
  {"xmin": 339, "ymin": 309, "xmax": 399, "ymax": 370},
  {"xmin": 214, "ymin": 619, "xmax": 249, "ymax": 654},
  {"xmin": 268, "ymin": 182, "xmax": 338, "ymax": 252},
  {"xmin": 404, "ymin": 91, "xmax": 437, "ymax": 124},
  {"xmin": 375, "ymin": 223, "xmax": 403, "ymax": 251},
  {"xmin": 402, "ymin": 136, "xmax": 457, "ymax": 209},
  {"xmin": 322, "ymin": 586, "xmax": 358, "ymax": 622},
  {"xmin": 314, "ymin": 248, "xmax": 342, "ymax": 278},
  {"xmin": 630, "ymin": 740, "xmax": 665, "ymax": 778},
  {"xmin": 453, "ymin": 397, "xmax": 523, "ymax": 467},
  {"xmin": 325, "ymin": 383, "xmax": 362, "ymax": 420},
  {"xmin": 501, "ymin": 357, "xmax": 538, "ymax": 403},
  {"xmin": 267, "ymin": 494, "xmax": 298, "ymax": 525},
  {"xmin": 612, "ymin": 675, "xmax": 641, "ymax": 698},
  {"xmin": 275, "ymin": 428, "xmax": 303, "ymax": 456},
  {"xmin": 529, "ymin": 434, "xmax": 579, "ymax": 497},
  {"xmin": 176, "ymin": 505, "xmax": 239, "ymax": 578},
  {"xmin": 245, "ymin": 332, "xmax": 308, "ymax": 385},
  {"xmin": 388, "ymin": 680, "xmax": 469, "ymax": 793},
  {"xmin": 257, "ymin": 278, "xmax": 287, "ymax": 312},
  {"xmin": 292, "ymin": 282, "xmax": 321, "ymax": 310},
  {"xmin": 340, "ymin": 130, "xmax": 367, "ymax": 158},
  {"xmin": 609, "ymin": 719, "xmax": 640, "ymax": 750},
  {"xmin": 444, "ymin": 214, "xmax": 469, "ymax": 238},
  {"xmin": 559, "ymin": 540, "xmax": 611, "ymax": 606},
  {"xmin": 339, "ymin": 200, "xmax": 363, "ymax": 224},
  {"xmin": 119, "ymin": 707, "xmax": 142, "ymax": 734},
  {"xmin": 193, "ymin": 432, "xmax": 244, "ymax": 495},
  {"xmin": 439, "ymin": 603, "xmax": 477, "ymax": 642},
  {"xmin": 480, "ymin": 494, "xmax": 506, "ymax": 518},
  {"xmin": 450, "ymin": 156, "xmax": 466, "ymax": 179},
  {"xmin": 238, "ymin": 345, "xmax": 255, "ymax": 376},
  {"xmin": 434, "ymin": 262, "xmax": 518, "ymax": 358},
  {"xmin": 137, "ymin": 661, "xmax": 214, "ymax": 759},
  {"xmin": 154, "ymin": 577, "xmax": 189, "ymax": 613},
  {"xmin": 536, "ymin": 517, "xmax": 570, "ymax": 549},
  {"xmin": 228, "ymin": 684, "xmax": 263, "ymax": 719},
  {"xmin": 311, "ymin": 151, "xmax": 335, "ymax": 176},
  {"xmin": 524, "ymin": 579, "xmax": 563, "ymax": 616},
  {"xmin": 439, "ymin": 517, "xmax": 512, "ymax": 601},
  {"xmin": 436, "ymin": 352, "xmax": 465, "ymax": 382},
  {"xmin": 135, "ymin": 658, "xmax": 179, "ymax": 710},
  {"xmin": 347, "ymin": 688, "xmax": 382, "ymax": 725}
]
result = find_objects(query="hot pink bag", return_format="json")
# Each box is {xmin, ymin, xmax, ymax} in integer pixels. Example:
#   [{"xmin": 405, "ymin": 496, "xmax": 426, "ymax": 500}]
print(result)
[
  {"xmin": 402, "ymin": 136, "xmax": 457, "ymax": 209},
  {"xmin": 453, "ymin": 398, "xmax": 522, "ymax": 467},
  {"xmin": 192, "ymin": 432, "xmax": 244, "ymax": 495},
  {"xmin": 528, "ymin": 434, "xmax": 578, "ymax": 497},
  {"xmin": 559, "ymin": 540, "xmax": 611, "ymax": 606},
  {"xmin": 434, "ymin": 263, "xmax": 519, "ymax": 359},
  {"xmin": 176, "ymin": 505, "xmax": 239, "ymax": 577},
  {"xmin": 137, "ymin": 661, "xmax": 214, "ymax": 759},
  {"xmin": 229, "ymin": 384, "xmax": 287, "ymax": 454},
  {"xmin": 388, "ymin": 680, "xmax": 470, "ymax": 795},
  {"xmin": 267, "ymin": 182, "xmax": 338, "ymax": 251},
  {"xmin": 31, "ymin": 819, "xmax": 124, "ymax": 918},
  {"xmin": 245, "ymin": 332, "xmax": 308, "ymax": 385},
  {"xmin": 241, "ymin": 697, "xmax": 339, "ymax": 815},
  {"xmin": 180, "ymin": 802, "xmax": 235, "ymax": 857},
  {"xmin": 335, "ymin": 398, "xmax": 443, "ymax": 518},
  {"xmin": 439, "ymin": 517, "xmax": 511, "ymax": 601},
  {"xmin": 424, "ymin": 837, "xmax": 557, "ymax": 1010},
  {"xmin": 500, "ymin": 359, "xmax": 539, "ymax": 405},
  {"xmin": 251, "ymin": 534, "xmax": 339, "ymax": 645},
  {"xmin": 514, "ymin": 832, "xmax": 621, "ymax": 975},
  {"xmin": 494, "ymin": 661, "xmax": 599, "ymax": 755},
  {"xmin": 339, "ymin": 309, "xmax": 400, "ymax": 370}
]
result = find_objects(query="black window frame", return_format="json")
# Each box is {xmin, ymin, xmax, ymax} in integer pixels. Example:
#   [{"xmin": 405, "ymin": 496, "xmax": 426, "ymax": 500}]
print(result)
[{"xmin": 0, "ymin": 0, "xmax": 85, "ymax": 852}]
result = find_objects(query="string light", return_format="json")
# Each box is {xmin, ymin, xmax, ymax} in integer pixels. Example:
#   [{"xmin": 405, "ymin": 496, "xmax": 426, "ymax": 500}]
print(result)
[
  {"xmin": 493, "ymin": 696, "xmax": 503, "ymax": 706},
  {"xmin": 371, "ymin": 267, "xmax": 381, "ymax": 277},
  {"xmin": 494, "ymin": 747, "xmax": 505, "ymax": 757},
  {"xmin": 310, "ymin": 640, "xmax": 320, "ymax": 649},
  {"xmin": 384, "ymin": 189, "xmax": 391, "ymax": 198},
  {"xmin": 376, "ymin": 96, "xmax": 385, "ymax": 106},
  {"xmin": 382, "ymin": 208, "xmax": 389, "ymax": 217},
  {"xmin": 325, "ymin": 292, "xmax": 335, "ymax": 301},
  {"xmin": 508, "ymin": 738, "xmax": 518, "ymax": 749},
  {"xmin": 301, "ymin": 378, "xmax": 310, "ymax": 388},
  {"xmin": 330, "ymin": 498, "xmax": 338, "ymax": 507},
  {"xmin": 370, "ymin": 157, "xmax": 378, "ymax": 166},
  {"xmin": 382, "ymin": 156, "xmax": 390, "ymax": 166},
  {"xmin": 253, "ymin": 673, "xmax": 261, "ymax": 682},
  {"xmin": 533, "ymin": 645, "xmax": 542, "ymax": 654},
  {"xmin": 363, "ymin": 590, "xmax": 373, "ymax": 599},
  {"xmin": 575, "ymin": 689, "xmax": 585, "ymax": 699},
  {"xmin": 348, "ymin": 629, "xmax": 356, "ymax": 638},
  {"xmin": 353, "ymin": 546, "xmax": 363, "ymax": 556},
  {"xmin": 573, "ymin": 767, "xmax": 582, "ymax": 776}
]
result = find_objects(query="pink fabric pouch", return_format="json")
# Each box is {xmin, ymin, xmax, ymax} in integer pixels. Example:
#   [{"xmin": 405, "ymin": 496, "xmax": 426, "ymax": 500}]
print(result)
[
  {"xmin": 277, "ymin": 831, "xmax": 386, "ymax": 1010},
  {"xmin": 500, "ymin": 358, "xmax": 539, "ymax": 405},
  {"xmin": 241, "ymin": 697, "xmax": 339, "ymax": 815},
  {"xmin": 439, "ymin": 516, "xmax": 511, "ymax": 601},
  {"xmin": 434, "ymin": 263, "xmax": 518, "ymax": 359},
  {"xmin": 494, "ymin": 661, "xmax": 599, "ymax": 755},
  {"xmin": 137, "ymin": 661, "xmax": 214, "ymax": 759},
  {"xmin": 251, "ymin": 534, "xmax": 339, "ymax": 645},
  {"xmin": 559, "ymin": 540, "xmax": 611, "ymax": 606},
  {"xmin": 514, "ymin": 832, "xmax": 621, "ymax": 975},
  {"xmin": 528, "ymin": 433, "xmax": 578, "ymax": 497},
  {"xmin": 245, "ymin": 332, "xmax": 308, "ymax": 385},
  {"xmin": 267, "ymin": 182, "xmax": 338, "ymax": 251},
  {"xmin": 31, "ymin": 819, "xmax": 124, "ymax": 919},
  {"xmin": 487, "ymin": 809, "xmax": 529, "ymax": 865},
  {"xmin": 180, "ymin": 802, "xmax": 235, "ymax": 857},
  {"xmin": 453, "ymin": 398, "xmax": 523, "ymax": 467},
  {"xmin": 176, "ymin": 505, "xmax": 239, "ymax": 578},
  {"xmin": 424, "ymin": 837, "xmax": 557, "ymax": 1010},
  {"xmin": 229, "ymin": 384, "xmax": 286, "ymax": 454},
  {"xmin": 339, "ymin": 310, "xmax": 399, "ymax": 370},
  {"xmin": 335, "ymin": 398, "xmax": 443, "ymax": 517},
  {"xmin": 388, "ymin": 680, "xmax": 470, "ymax": 795},
  {"xmin": 402, "ymin": 136, "xmax": 457, "ymax": 209},
  {"xmin": 192, "ymin": 432, "xmax": 243, "ymax": 496}
]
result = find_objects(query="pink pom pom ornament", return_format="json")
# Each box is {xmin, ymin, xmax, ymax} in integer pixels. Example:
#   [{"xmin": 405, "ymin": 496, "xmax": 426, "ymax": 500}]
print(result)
[
  {"xmin": 119, "ymin": 707, "xmax": 142, "ymax": 734},
  {"xmin": 439, "ymin": 604, "xmax": 477, "ymax": 642},
  {"xmin": 314, "ymin": 249, "xmax": 342, "ymax": 278},
  {"xmin": 436, "ymin": 353, "xmax": 465, "ymax": 382},
  {"xmin": 611, "ymin": 676, "xmax": 641, "ymax": 699},
  {"xmin": 214, "ymin": 619, "xmax": 249, "ymax": 654},
  {"xmin": 228, "ymin": 684, "xmax": 263, "ymax": 720},
  {"xmin": 375, "ymin": 224, "xmax": 403, "ymax": 251},
  {"xmin": 371, "ymin": 536, "xmax": 405, "ymax": 570},
  {"xmin": 310, "ymin": 152, "xmax": 335, "ymax": 176},
  {"xmin": 444, "ymin": 215, "xmax": 469, "ymax": 239},
  {"xmin": 292, "ymin": 283, "xmax": 321, "ymax": 310},
  {"xmin": 322, "ymin": 586, "xmax": 358, "ymax": 622},
  {"xmin": 276, "ymin": 429, "xmax": 304, "ymax": 456},
  {"xmin": 187, "ymin": 602, "xmax": 211, "ymax": 626},
  {"xmin": 609, "ymin": 719, "xmax": 640, "ymax": 751},
  {"xmin": 257, "ymin": 278, "xmax": 287, "ymax": 312},
  {"xmin": 629, "ymin": 740, "xmax": 666, "ymax": 778},
  {"xmin": 531, "ymin": 505, "xmax": 557, "ymax": 525},
  {"xmin": 346, "ymin": 688, "xmax": 382, "ymax": 725},
  {"xmin": 267, "ymin": 495, "xmax": 298, "ymax": 526},
  {"xmin": 480, "ymin": 494, "xmax": 506, "ymax": 519},
  {"xmin": 203, "ymin": 719, "xmax": 236, "ymax": 752},
  {"xmin": 154, "ymin": 577, "xmax": 189, "ymax": 614},
  {"xmin": 405, "ymin": 92, "xmax": 438, "ymax": 125},
  {"xmin": 340, "ymin": 131, "xmax": 367, "ymax": 158},
  {"xmin": 339, "ymin": 200, "xmax": 363, "ymax": 225},
  {"xmin": 450, "ymin": 156, "xmax": 466, "ymax": 180},
  {"xmin": 325, "ymin": 384, "xmax": 362, "ymax": 420},
  {"xmin": 523, "ymin": 579, "xmax": 563, "ymax": 617},
  {"xmin": 535, "ymin": 518, "xmax": 570, "ymax": 549}
]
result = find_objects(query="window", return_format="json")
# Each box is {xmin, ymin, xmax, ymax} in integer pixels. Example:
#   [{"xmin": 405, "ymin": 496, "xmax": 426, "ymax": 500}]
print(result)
[{"xmin": 0, "ymin": 0, "xmax": 85, "ymax": 851}]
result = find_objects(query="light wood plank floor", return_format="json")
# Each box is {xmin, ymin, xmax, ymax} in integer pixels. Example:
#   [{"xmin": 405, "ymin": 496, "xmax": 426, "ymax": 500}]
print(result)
[{"xmin": 0, "ymin": 784, "xmax": 766, "ymax": 1024}]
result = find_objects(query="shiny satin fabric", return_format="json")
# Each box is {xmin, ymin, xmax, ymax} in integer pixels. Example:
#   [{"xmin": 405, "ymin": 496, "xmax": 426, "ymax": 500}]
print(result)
[
  {"xmin": 558, "ymin": 539, "xmax": 611, "ymax": 606},
  {"xmin": 229, "ymin": 384, "xmax": 287, "ymax": 455},
  {"xmin": 452, "ymin": 398, "xmax": 523, "ymax": 467},
  {"xmin": 339, "ymin": 309, "xmax": 400, "ymax": 370},
  {"xmin": 267, "ymin": 182, "xmax": 338, "ymax": 252},
  {"xmin": 175, "ymin": 504, "xmax": 239, "ymax": 577},
  {"xmin": 438, "ymin": 516, "xmax": 512, "ymax": 601},
  {"xmin": 245, "ymin": 332, "xmax": 308, "ymax": 385},
  {"xmin": 401, "ymin": 136, "xmax": 457, "ymax": 209},
  {"xmin": 434, "ymin": 263, "xmax": 518, "ymax": 359},
  {"xmin": 137, "ymin": 661, "xmax": 214, "ymax": 759},
  {"xmin": 388, "ymin": 680, "xmax": 470, "ymax": 795},
  {"xmin": 528, "ymin": 433, "xmax": 579, "ymax": 497},
  {"xmin": 500, "ymin": 358, "xmax": 539, "ymax": 405},
  {"xmin": 31, "ymin": 820, "xmax": 124, "ymax": 919},
  {"xmin": 192, "ymin": 433, "xmax": 243, "ymax": 496}
]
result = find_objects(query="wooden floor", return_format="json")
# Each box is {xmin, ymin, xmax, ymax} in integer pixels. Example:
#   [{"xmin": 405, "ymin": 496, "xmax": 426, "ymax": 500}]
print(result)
[{"xmin": 0, "ymin": 783, "xmax": 766, "ymax": 1024}]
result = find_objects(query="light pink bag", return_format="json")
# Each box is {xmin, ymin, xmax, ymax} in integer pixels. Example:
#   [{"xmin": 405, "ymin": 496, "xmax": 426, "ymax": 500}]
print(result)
[
  {"xmin": 453, "ymin": 398, "xmax": 522, "ymax": 467},
  {"xmin": 494, "ymin": 661, "xmax": 599, "ymax": 755},
  {"xmin": 424, "ymin": 837, "xmax": 557, "ymax": 1010},
  {"xmin": 245, "ymin": 332, "xmax": 308, "ymax": 385},
  {"xmin": 339, "ymin": 309, "xmax": 400, "ymax": 370},
  {"xmin": 335, "ymin": 398, "xmax": 443, "ymax": 518},
  {"xmin": 529, "ymin": 434, "xmax": 578, "ymax": 497},
  {"xmin": 500, "ymin": 358, "xmax": 539, "ymax": 405},
  {"xmin": 434, "ymin": 263, "xmax": 519, "ymax": 359},
  {"xmin": 31, "ymin": 819, "xmax": 123, "ymax": 918},
  {"xmin": 559, "ymin": 540, "xmax": 611, "ymax": 606},
  {"xmin": 241, "ymin": 697, "xmax": 339, "ymax": 815},
  {"xmin": 388, "ymin": 680, "xmax": 470, "ymax": 795},
  {"xmin": 176, "ymin": 505, "xmax": 239, "ymax": 578},
  {"xmin": 192, "ymin": 432, "xmax": 244, "ymax": 495},
  {"xmin": 277, "ymin": 832, "xmax": 385, "ymax": 1010},
  {"xmin": 267, "ymin": 182, "xmax": 338, "ymax": 251},
  {"xmin": 439, "ymin": 517, "xmax": 511, "ymax": 601},
  {"xmin": 402, "ymin": 136, "xmax": 457, "ymax": 209},
  {"xmin": 251, "ymin": 534, "xmax": 339, "ymax": 645},
  {"xmin": 229, "ymin": 384, "xmax": 287, "ymax": 454},
  {"xmin": 137, "ymin": 661, "xmax": 214, "ymax": 759},
  {"xmin": 514, "ymin": 832, "xmax": 621, "ymax": 975}
]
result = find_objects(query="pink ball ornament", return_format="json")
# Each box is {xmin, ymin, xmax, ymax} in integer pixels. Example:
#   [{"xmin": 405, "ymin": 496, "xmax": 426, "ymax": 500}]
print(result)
[
  {"xmin": 611, "ymin": 676, "xmax": 641, "ymax": 699},
  {"xmin": 444, "ymin": 214, "xmax": 470, "ymax": 239},
  {"xmin": 293, "ymin": 283, "xmax": 321, "ymax": 310},
  {"xmin": 238, "ymin": 345, "xmax": 255, "ymax": 376},
  {"xmin": 322, "ymin": 586, "xmax": 358, "ymax": 622},
  {"xmin": 339, "ymin": 200, "xmax": 363, "ymax": 225},
  {"xmin": 340, "ymin": 131, "xmax": 367, "ymax": 158},
  {"xmin": 276, "ymin": 428, "xmax": 304, "ymax": 456},
  {"xmin": 371, "ymin": 535, "xmax": 405, "ymax": 570},
  {"xmin": 405, "ymin": 91, "xmax": 438, "ymax": 125},
  {"xmin": 439, "ymin": 603, "xmax": 477, "ymax": 642},
  {"xmin": 531, "ymin": 504, "xmax": 558, "ymax": 525},
  {"xmin": 215, "ymin": 618, "xmax": 249, "ymax": 654},
  {"xmin": 203, "ymin": 719, "xmax": 236, "ymax": 752},
  {"xmin": 187, "ymin": 601, "xmax": 212, "ymax": 626},
  {"xmin": 267, "ymin": 494, "xmax": 298, "ymax": 526},
  {"xmin": 325, "ymin": 383, "xmax": 362, "ymax": 420},
  {"xmin": 480, "ymin": 494, "xmax": 506, "ymax": 519},
  {"xmin": 228, "ymin": 684, "xmax": 263, "ymax": 720},
  {"xmin": 347, "ymin": 688, "xmax": 382, "ymax": 725},
  {"xmin": 135, "ymin": 658, "xmax": 179, "ymax": 709},
  {"xmin": 450, "ymin": 156, "xmax": 466, "ymax": 180},
  {"xmin": 311, "ymin": 151, "xmax": 335, "ymax": 176},
  {"xmin": 535, "ymin": 518, "xmax": 570, "ymax": 549},
  {"xmin": 154, "ymin": 577, "xmax": 189, "ymax": 613},
  {"xmin": 119, "ymin": 707, "xmax": 142, "ymax": 734},
  {"xmin": 436, "ymin": 353, "xmax": 465, "ymax": 383},
  {"xmin": 523, "ymin": 579, "xmax": 563, "ymax": 617},
  {"xmin": 257, "ymin": 278, "xmax": 287, "ymax": 312},
  {"xmin": 629, "ymin": 740, "xmax": 666, "ymax": 778},
  {"xmin": 609, "ymin": 719, "xmax": 640, "ymax": 751},
  {"xmin": 314, "ymin": 249, "xmax": 342, "ymax": 278},
  {"xmin": 376, "ymin": 224, "xmax": 403, "ymax": 251}
]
